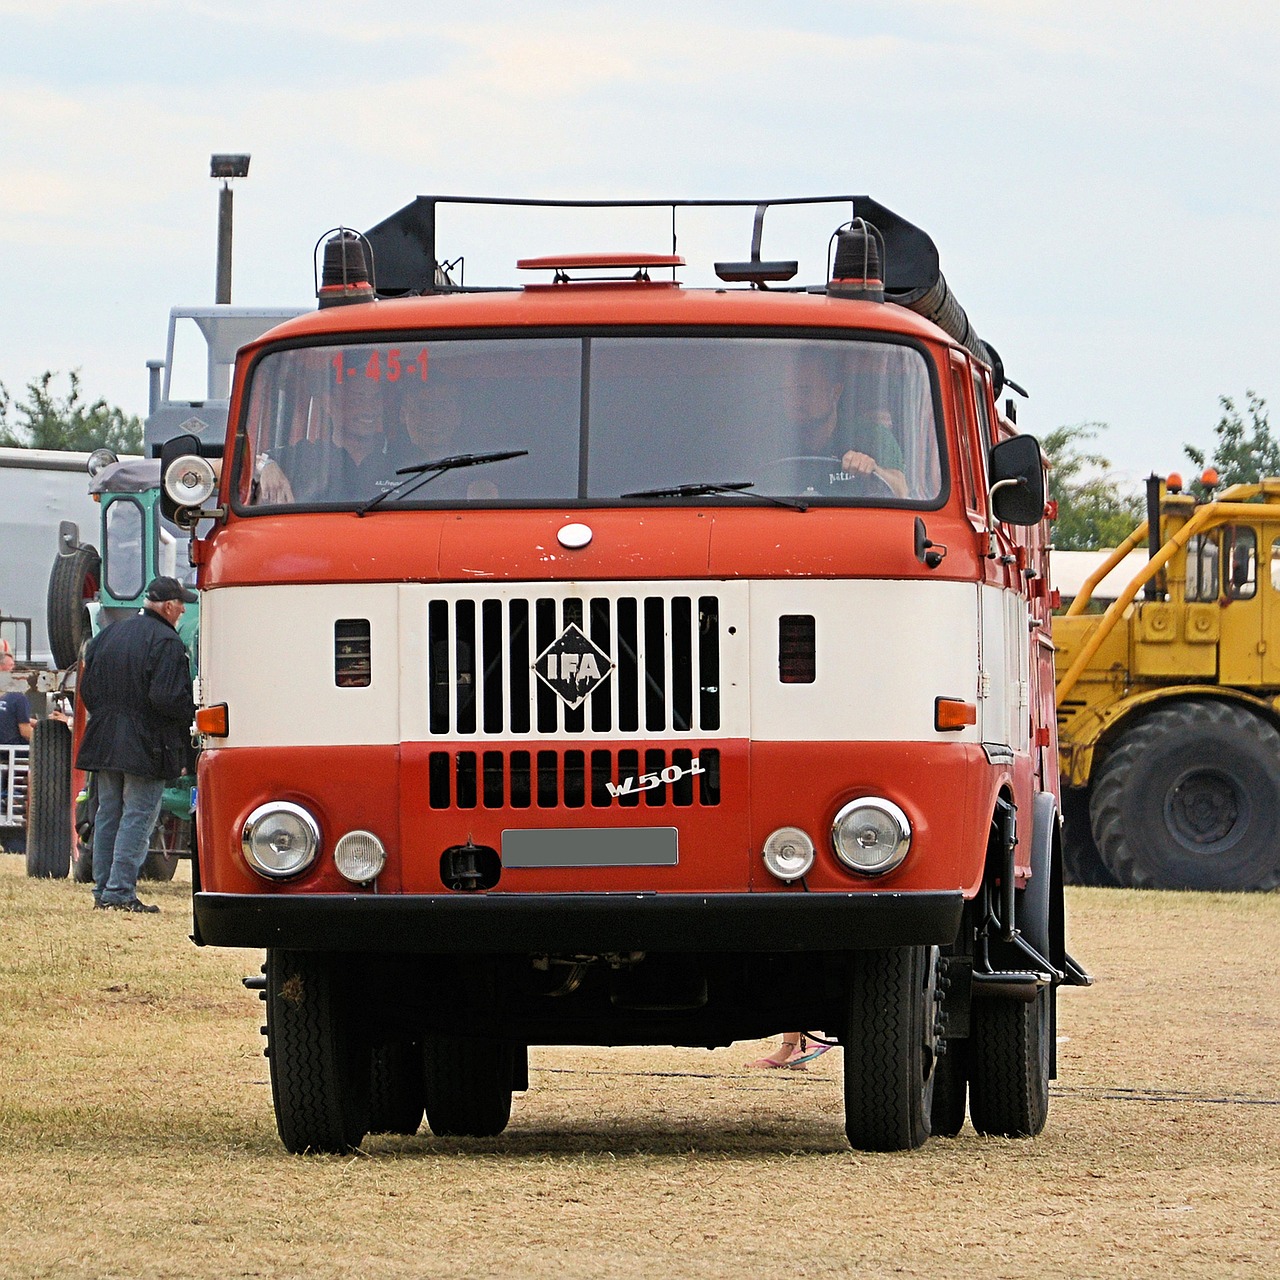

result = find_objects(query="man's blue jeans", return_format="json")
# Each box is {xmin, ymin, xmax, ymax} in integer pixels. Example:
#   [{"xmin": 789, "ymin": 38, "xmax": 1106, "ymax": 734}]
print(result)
[{"xmin": 92, "ymin": 770, "xmax": 165, "ymax": 906}]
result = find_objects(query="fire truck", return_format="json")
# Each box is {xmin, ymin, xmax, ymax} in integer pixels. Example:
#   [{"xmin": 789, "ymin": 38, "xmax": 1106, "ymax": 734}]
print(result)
[{"xmin": 164, "ymin": 195, "xmax": 1088, "ymax": 1153}]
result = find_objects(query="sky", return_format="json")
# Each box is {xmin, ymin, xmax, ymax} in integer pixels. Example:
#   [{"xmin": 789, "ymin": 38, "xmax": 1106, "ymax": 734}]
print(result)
[{"xmin": 2, "ymin": 0, "xmax": 1278, "ymax": 488}]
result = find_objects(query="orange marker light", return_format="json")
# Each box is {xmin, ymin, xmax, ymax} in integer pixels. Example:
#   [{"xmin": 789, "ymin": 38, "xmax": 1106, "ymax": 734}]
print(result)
[
  {"xmin": 1166, "ymin": 472, "xmax": 1184, "ymax": 493},
  {"xmin": 934, "ymin": 698, "xmax": 977, "ymax": 731},
  {"xmin": 195, "ymin": 704, "xmax": 229, "ymax": 736},
  {"xmin": 1201, "ymin": 468, "xmax": 1220, "ymax": 488}
]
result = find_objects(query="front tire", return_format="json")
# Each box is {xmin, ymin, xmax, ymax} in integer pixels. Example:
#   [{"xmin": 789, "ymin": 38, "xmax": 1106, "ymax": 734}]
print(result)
[
  {"xmin": 26, "ymin": 718, "xmax": 71, "ymax": 879},
  {"xmin": 423, "ymin": 1037, "xmax": 515, "ymax": 1138},
  {"xmin": 265, "ymin": 950, "xmax": 370, "ymax": 1154},
  {"xmin": 1090, "ymin": 702, "xmax": 1280, "ymax": 890},
  {"xmin": 843, "ymin": 946, "xmax": 939, "ymax": 1152}
]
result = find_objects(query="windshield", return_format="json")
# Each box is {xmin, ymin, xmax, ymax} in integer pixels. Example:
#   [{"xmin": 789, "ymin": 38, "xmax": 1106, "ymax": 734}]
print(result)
[{"xmin": 235, "ymin": 334, "xmax": 943, "ymax": 509}]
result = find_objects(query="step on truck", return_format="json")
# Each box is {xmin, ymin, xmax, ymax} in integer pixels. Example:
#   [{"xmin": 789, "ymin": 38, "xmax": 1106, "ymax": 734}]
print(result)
[
  {"xmin": 1056, "ymin": 471, "xmax": 1280, "ymax": 891},
  {"xmin": 166, "ymin": 194, "xmax": 1089, "ymax": 1153}
]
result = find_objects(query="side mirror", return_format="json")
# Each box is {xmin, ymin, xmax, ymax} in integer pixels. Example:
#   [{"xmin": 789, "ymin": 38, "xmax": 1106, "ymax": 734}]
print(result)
[{"xmin": 988, "ymin": 434, "xmax": 1046, "ymax": 526}]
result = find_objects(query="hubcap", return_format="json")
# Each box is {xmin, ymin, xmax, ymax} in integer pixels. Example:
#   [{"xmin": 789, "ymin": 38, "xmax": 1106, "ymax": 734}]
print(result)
[{"xmin": 1165, "ymin": 767, "xmax": 1248, "ymax": 852}]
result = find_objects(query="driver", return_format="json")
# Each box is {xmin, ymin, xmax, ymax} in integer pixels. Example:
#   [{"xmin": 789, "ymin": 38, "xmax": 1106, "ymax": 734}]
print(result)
[{"xmin": 783, "ymin": 352, "xmax": 908, "ymax": 498}]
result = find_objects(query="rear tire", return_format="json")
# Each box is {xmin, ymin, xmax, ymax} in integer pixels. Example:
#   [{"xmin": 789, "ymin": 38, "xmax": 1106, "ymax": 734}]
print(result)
[
  {"xmin": 141, "ymin": 813, "xmax": 188, "ymax": 881},
  {"xmin": 47, "ymin": 546, "xmax": 99, "ymax": 672},
  {"xmin": 25, "ymin": 719, "xmax": 71, "ymax": 879},
  {"xmin": 968, "ymin": 987, "xmax": 1051, "ymax": 1138},
  {"xmin": 265, "ymin": 950, "xmax": 370, "ymax": 1154},
  {"xmin": 1060, "ymin": 787, "xmax": 1117, "ymax": 887},
  {"xmin": 423, "ymin": 1037, "xmax": 515, "ymax": 1137},
  {"xmin": 842, "ymin": 946, "xmax": 939, "ymax": 1152},
  {"xmin": 1090, "ymin": 702, "xmax": 1280, "ymax": 890},
  {"xmin": 368, "ymin": 1042, "xmax": 426, "ymax": 1135}
]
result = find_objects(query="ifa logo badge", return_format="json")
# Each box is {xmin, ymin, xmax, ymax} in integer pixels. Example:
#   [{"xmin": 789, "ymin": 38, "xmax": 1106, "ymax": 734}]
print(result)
[{"xmin": 533, "ymin": 623, "xmax": 613, "ymax": 709}]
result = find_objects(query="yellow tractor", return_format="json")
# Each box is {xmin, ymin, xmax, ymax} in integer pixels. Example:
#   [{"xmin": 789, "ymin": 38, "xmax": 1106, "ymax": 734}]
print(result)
[{"xmin": 1055, "ymin": 474, "xmax": 1280, "ymax": 891}]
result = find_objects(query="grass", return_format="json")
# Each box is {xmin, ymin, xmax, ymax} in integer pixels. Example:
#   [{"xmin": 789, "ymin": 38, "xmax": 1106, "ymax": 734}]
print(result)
[{"xmin": 0, "ymin": 858, "xmax": 1277, "ymax": 1279}]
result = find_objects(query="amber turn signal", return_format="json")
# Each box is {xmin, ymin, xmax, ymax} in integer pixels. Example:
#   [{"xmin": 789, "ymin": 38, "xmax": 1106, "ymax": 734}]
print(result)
[
  {"xmin": 934, "ymin": 697, "xmax": 977, "ymax": 731},
  {"xmin": 195, "ymin": 703, "xmax": 229, "ymax": 736}
]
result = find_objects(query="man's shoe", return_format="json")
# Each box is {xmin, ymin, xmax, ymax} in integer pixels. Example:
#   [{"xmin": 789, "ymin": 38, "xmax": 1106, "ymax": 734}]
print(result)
[
  {"xmin": 92, "ymin": 898, "xmax": 106, "ymax": 910},
  {"xmin": 108, "ymin": 898, "xmax": 160, "ymax": 914}
]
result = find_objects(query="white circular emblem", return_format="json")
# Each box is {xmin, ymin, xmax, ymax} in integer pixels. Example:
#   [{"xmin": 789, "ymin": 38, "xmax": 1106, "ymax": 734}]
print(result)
[{"xmin": 557, "ymin": 522, "xmax": 593, "ymax": 549}]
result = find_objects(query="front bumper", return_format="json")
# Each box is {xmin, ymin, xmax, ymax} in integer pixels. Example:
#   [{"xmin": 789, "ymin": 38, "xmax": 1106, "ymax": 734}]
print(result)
[{"xmin": 193, "ymin": 889, "xmax": 964, "ymax": 953}]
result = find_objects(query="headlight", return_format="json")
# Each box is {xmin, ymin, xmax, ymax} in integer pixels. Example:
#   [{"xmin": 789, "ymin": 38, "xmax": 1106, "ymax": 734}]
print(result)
[
  {"xmin": 334, "ymin": 830, "xmax": 386, "ymax": 885},
  {"xmin": 762, "ymin": 826, "xmax": 816, "ymax": 883},
  {"xmin": 831, "ymin": 798, "xmax": 911, "ymax": 876},
  {"xmin": 241, "ymin": 802, "xmax": 320, "ymax": 879},
  {"xmin": 163, "ymin": 453, "xmax": 217, "ymax": 509}
]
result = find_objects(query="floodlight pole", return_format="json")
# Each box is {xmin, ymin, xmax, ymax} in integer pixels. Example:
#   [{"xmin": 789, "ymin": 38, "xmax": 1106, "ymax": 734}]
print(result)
[{"xmin": 216, "ymin": 180, "xmax": 234, "ymax": 304}]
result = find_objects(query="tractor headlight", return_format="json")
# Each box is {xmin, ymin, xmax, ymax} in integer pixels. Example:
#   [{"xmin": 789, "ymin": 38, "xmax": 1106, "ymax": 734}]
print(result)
[
  {"xmin": 762, "ymin": 826, "xmax": 816, "ymax": 883},
  {"xmin": 831, "ymin": 798, "xmax": 911, "ymax": 876},
  {"xmin": 334, "ymin": 830, "xmax": 386, "ymax": 885},
  {"xmin": 241, "ymin": 802, "xmax": 320, "ymax": 879}
]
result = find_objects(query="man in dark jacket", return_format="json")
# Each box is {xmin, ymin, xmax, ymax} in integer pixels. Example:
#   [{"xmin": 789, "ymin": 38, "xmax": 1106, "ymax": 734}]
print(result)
[{"xmin": 77, "ymin": 576, "xmax": 196, "ymax": 912}]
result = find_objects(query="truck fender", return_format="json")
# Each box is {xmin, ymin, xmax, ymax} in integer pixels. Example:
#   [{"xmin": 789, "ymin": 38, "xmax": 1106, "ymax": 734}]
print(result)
[{"xmin": 1021, "ymin": 790, "xmax": 1058, "ymax": 964}]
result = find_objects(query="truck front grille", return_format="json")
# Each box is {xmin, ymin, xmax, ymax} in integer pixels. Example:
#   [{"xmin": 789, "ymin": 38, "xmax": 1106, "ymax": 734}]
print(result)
[
  {"xmin": 427, "ymin": 747, "xmax": 721, "ymax": 810},
  {"xmin": 427, "ymin": 593, "xmax": 721, "ymax": 737}
]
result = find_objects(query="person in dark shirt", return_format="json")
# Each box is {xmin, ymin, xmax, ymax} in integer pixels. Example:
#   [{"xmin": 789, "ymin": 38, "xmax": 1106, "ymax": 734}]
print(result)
[
  {"xmin": 76, "ymin": 576, "xmax": 196, "ymax": 913},
  {"xmin": 387, "ymin": 382, "xmax": 498, "ymax": 501},
  {"xmin": 0, "ymin": 688, "xmax": 32, "ymax": 745}
]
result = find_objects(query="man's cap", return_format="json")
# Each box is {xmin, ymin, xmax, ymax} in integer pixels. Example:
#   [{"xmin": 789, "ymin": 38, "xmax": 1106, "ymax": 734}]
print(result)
[{"xmin": 145, "ymin": 576, "xmax": 198, "ymax": 604}]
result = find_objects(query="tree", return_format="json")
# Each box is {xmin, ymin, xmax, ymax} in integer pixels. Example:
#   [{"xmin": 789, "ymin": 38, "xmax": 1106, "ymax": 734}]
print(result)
[
  {"xmin": 0, "ymin": 370, "xmax": 142, "ymax": 454},
  {"xmin": 1184, "ymin": 390, "xmax": 1280, "ymax": 497},
  {"xmin": 1042, "ymin": 422, "xmax": 1144, "ymax": 551}
]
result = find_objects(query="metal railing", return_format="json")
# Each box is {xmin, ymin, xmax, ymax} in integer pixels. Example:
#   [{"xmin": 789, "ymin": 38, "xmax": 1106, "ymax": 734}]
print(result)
[{"xmin": 1, "ymin": 743, "xmax": 29, "ymax": 830}]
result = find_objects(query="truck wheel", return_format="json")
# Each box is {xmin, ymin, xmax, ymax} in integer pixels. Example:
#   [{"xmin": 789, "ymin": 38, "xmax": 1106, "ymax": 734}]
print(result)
[
  {"xmin": 368, "ymin": 1042, "xmax": 425, "ymax": 1135},
  {"xmin": 842, "ymin": 946, "xmax": 939, "ymax": 1151},
  {"xmin": 26, "ymin": 719, "xmax": 72, "ymax": 879},
  {"xmin": 423, "ymin": 1036, "xmax": 515, "ymax": 1137},
  {"xmin": 968, "ymin": 987, "xmax": 1051, "ymax": 1138},
  {"xmin": 265, "ymin": 950, "xmax": 371, "ymax": 1154},
  {"xmin": 1090, "ymin": 702, "xmax": 1280, "ymax": 891},
  {"xmin": 1060, "ymin": 788, "xmax": 1117, "ymax": 887},
  {"xmin": 47, "ymin": 545, "xmax": 100, "ymax": 671}
]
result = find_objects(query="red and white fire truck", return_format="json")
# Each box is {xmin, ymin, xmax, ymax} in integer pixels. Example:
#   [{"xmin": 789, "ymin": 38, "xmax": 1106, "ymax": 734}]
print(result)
[{"xmin": 165, "ymin": 195, "xmax": 1088, "ymax": 1153}]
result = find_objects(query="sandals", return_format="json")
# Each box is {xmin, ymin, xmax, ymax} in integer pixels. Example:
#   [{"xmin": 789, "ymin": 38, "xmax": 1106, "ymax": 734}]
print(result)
[{"xmin": 748, "ymin": 1034, "xmax": 832, "ymax": 1070}]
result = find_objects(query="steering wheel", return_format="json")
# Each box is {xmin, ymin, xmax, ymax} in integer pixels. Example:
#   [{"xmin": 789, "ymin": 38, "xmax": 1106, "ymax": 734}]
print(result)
[{"xmin": 758, "ymin": 455, "xmax": 896, "ymax": 499}]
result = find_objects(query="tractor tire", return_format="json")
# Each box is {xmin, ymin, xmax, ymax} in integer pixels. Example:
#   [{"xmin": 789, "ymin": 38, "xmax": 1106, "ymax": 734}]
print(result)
[
  {"xmin": 1090, "ymin": 702, "xmax": 1280, "ymax": 891},
  {"xmin": 141, "ymin": 814, "xmax": 189, "ymax": 881},
  {"xmin": 368, "ymin": 1042, "xmax": 426, "ymax": 1135},
  {"xmin": 842, "ymin": 946, "xmax": 939, "ymax": 1152},
  {"xmin": 969, "ymin": 986, "xmax": 1051, "ymax": 1138},
  {"xmin": 1060, "ymin": 787, "xmax": 1117, "ymax": 887},
  {"xmin": 25, "ymin": 719, "xmax": 72, "ymax": 879},
  {"xmin": 423, "ymin": 1036, "xmax": 515, "ymax": 1138},
  {"xmin": 265, "ymin": 950, "xmax": 371, "ymax": 1154},
  {"xmin": 47, "ymin": 545, "xmax": 100, "ymax": 672}
]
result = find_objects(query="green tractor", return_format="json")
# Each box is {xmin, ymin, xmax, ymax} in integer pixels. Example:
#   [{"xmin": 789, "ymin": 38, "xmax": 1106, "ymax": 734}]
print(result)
[{"xmin": 27, "ymin": 454, "xmax": 198, "ymax": 880}]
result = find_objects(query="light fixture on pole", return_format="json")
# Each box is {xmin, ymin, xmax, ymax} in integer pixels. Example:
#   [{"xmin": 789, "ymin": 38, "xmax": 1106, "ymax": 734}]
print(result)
[{"xmin": 211, "ymin": 153, "xmax": 250, "ymax": 304}]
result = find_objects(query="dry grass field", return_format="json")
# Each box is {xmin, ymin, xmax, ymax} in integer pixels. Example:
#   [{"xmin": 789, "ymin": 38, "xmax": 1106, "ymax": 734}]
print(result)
[{"xmin": 1, "ymin": 856, "xmax": 1277, "ymax": 1280}]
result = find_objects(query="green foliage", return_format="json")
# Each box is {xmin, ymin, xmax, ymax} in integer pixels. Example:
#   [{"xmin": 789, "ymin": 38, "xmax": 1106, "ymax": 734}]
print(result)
[
  {"xmin": 1184, "ymin": 391, "xmax": 1279, "ymax": 497},
  {"xmin": 0, "ymin": 370, "xmax": 142, "ymax": 455},
  {"xmin": 1042, "ymin": 422, "xmax": 1144, "ymax": 551}
]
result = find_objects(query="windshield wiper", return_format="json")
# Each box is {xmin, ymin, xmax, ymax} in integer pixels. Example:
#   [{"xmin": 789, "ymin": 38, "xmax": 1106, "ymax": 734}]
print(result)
[
  {"xmin": 356, "ymin": 450, "xmax": 528, "ymax": 516},
  {"xmin": 620, "ymin": 480, "xmax": 807, "ymax": 511}
]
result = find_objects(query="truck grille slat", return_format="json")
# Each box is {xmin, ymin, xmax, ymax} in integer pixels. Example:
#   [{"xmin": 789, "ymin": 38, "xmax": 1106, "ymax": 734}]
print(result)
[
  {"xmin": 427, "ymin": 747, "xmax": 722, "ymax": 810},
  {"xmin": 428, "ymin": 593, "xmax": 721, "ymax": 737}
]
